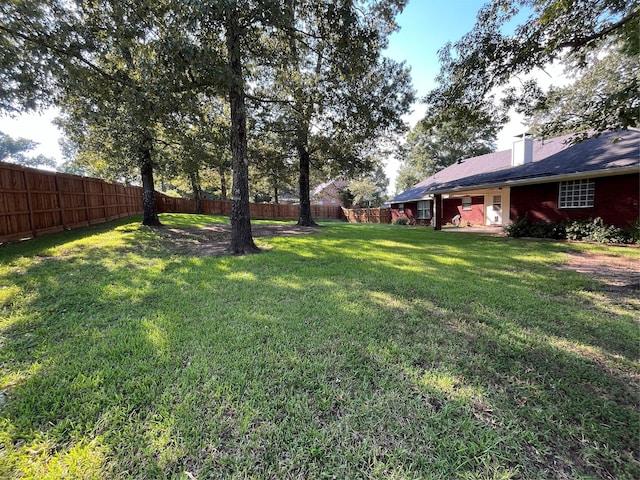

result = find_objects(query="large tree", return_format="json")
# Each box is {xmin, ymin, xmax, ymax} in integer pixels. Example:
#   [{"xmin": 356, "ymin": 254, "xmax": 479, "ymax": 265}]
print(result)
[
  {"xmin": 524, "ymin": 41, "xmax": 639, "ymax": 140},
  {"xmin": 2, "ymin": 0, "xmax": 272, "ymax": 253},
  {"xmin": 221, "ymin": 3, "xmax": 260, "ymax": 253},
  {"xmin": 157, "ymin": 96, "xmax": 231, "ymax": 213},
  {"xmin": 426, "ymin": 0, "xmax": 639, "ymax": 140},
  {"xmin": 249, "ymin": 130, "xmax": 297, "ymax": 205},
  {"xmin": 346, "ymin": 164, "xmax": 389, "ymax": 208},
  {"xmin": 253, "ymin": 0, "xmax": 414, "ymax": 226},
  {"xmin": 0, "ymin": 0, "xmax": 228, "ymax": 226}
]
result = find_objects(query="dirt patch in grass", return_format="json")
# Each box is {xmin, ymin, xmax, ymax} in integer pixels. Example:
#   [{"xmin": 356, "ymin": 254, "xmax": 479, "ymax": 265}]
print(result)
[
  {"xmin": 557, "ymin": 251, "xmax": 639, "ymax": 299},
  {"xmin": 154, "ymin": 223, "xmax": 321, "ymax": 257}
]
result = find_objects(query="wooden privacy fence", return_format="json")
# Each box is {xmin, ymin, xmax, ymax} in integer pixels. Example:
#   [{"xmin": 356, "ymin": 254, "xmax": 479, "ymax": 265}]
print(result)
[
  {"xmin": 0, "ymin": 162, "xmax": 143, "ymax": 242},
  {"xmin": 0, "ymin": 161, "xmax": 345, "ymax": 243},
  {"xmin": 156, "ymin": 194, "xmax": 344, "ymax": 221},
  {"xmin": 341, "ymin": 207, "xmax": 392, "ymax": 224}
]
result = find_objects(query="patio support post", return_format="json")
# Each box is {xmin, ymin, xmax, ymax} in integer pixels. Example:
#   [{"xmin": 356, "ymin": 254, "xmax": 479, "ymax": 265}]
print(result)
[{"xmin": 434, "ymin": 194, "xmax": 442, "ymax": 231}]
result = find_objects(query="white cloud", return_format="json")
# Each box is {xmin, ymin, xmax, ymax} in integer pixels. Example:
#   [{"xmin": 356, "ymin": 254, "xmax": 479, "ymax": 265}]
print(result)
[{"xmin": 0, "ymin": 108, "xmax": 64, "ymax": 163}]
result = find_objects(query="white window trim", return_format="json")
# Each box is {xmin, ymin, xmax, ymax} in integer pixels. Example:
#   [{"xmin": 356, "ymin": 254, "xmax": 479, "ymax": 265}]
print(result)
[
  {"xmin": 398, "ymin": 203, "xmax": 404, "ymax": 213},
  {"xmin": 559, "ymin": 179, "xmax": 595, "ymax": 209},
  {"xmin": 461, "ymin": 197, "xmax": 472, "ymax": 211}
]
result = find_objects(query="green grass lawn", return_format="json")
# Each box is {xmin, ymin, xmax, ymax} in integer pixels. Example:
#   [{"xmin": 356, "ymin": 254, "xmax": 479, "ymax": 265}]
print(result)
[{"xmin": 1, "ymin": 214, "xmax": 638, "ymax": 479}]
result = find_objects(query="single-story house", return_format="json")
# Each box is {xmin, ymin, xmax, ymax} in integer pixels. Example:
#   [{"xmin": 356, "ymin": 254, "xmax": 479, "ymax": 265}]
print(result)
[
  {"xmin": 311, "ymin": 178, "xmax": 350, "ymax": 206},
  {"xmin": 389, "ymin": 129, "xmax": 640, "ymax": 229}
]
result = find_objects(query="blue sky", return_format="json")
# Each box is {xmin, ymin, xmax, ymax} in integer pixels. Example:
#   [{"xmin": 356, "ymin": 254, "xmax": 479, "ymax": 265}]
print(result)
[
  {"xmin": 382, "ymin": 0, "xmax": 512, "ymax": 189},
  {"xmin": 385, "ymin": 0, "xmax": 490, "ymax": 104}
]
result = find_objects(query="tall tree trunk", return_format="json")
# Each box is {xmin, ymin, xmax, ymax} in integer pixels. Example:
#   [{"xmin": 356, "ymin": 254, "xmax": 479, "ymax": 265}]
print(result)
[
  {"xmin": 219, "ymin": 167, "xmax": 228, "ymax": 200},
  {"xmin": 190, "ymin": 171, "xmax": 203, "ymax": 214},
  {"xmin": 290, "ymin": 12, "xmax": 322, "ymax": 228},
  {"xmin": 140, "ymin": 140, "xmax": 161, "ymax": 226},
  {"xmin": 226, "ymin": 10, "xmax": 258, "ymax": 254},
  {"xmin": 297, "ymin": 143, "xmax": 317, "ymax": 226}
]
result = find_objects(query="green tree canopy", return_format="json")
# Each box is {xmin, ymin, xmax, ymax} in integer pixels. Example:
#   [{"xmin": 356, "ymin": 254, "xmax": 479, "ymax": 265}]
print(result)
[
  {"xmin": 3, "ymin": 0, "xmax": 413, "ymax": 251},
  {"xmin": 396, "ymin": 115, "xmax": 498, "ymax": 192},
  {"xmin": 524, "ymin": 41, "xmax": 639, "ymax": 140},
  {"xmin": 345, "ymin": 164, "xmax": 389, "ymax": 208},
  {"xmin": 425, "ymin": 0, "xmax": 639, "ymax": 141},
  {"xmin": 251, "ymin": 0, "xmax": 414, "ymax": 225}
]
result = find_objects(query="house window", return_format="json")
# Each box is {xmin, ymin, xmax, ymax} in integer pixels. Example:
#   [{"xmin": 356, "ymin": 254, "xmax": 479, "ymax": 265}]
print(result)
[
  {"xmin": 559, "ymin": 179, "xmax": 595, "ymax": 208},
  {"xmin": 417, "ymin": 200, "xmax": 431, "ymax": 219},
  {"xmin": 398, "ymin": 203, "xmax": 404, "ymax": 213},
  {"xmin": 461, "ymin": 197, "xmax": 472, "ymax": 211}
]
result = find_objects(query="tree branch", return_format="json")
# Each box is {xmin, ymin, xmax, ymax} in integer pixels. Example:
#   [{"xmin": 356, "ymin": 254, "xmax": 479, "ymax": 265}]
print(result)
[
  {"xmin": 0, "ymin": 24, "xmax": 135, "ymax": 90},
  {"xmin": 543, "ymin": 8, "xmax": 640, "ymax": 52},
  {"xmin": 244, "ymin": 92, "xmax": 293, "ymax": 105}
]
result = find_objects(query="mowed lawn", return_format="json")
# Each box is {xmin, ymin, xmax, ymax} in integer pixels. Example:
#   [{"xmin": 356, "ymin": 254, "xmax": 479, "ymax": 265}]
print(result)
[{"xmin": 1, "ymin": 214, "xmax": 638, "ymax": 479}]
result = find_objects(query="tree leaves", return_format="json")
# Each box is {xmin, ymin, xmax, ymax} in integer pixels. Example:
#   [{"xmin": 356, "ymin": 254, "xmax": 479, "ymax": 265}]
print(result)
[
  {"xmin": 0, "ymin": 131, "xmax": 56, "ymax": 168},
  {"xmin": 426, "ymin": 0, "xmax": 640, "ymax": 139},
  {"xmin": 395, "ymin": 116, "xmax": 498, "ymax": 192}
]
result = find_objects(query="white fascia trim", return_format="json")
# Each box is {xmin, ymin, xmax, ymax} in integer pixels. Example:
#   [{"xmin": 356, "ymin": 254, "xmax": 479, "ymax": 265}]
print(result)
[{"xmin": 389, "ymin": 194, "xmax": 434, "ymax": 205}]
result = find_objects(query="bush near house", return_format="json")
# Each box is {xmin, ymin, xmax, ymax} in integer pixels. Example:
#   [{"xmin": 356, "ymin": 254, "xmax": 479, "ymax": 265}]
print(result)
[{"xmin": 504, "ymin": 215, "xmax": 640, "ymax": 244}]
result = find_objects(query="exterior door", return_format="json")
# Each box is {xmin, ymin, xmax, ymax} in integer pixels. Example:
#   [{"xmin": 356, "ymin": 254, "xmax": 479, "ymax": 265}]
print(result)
[{"xmin": 486, "ymin": 194, "xmax": 502, "ymax": 225}]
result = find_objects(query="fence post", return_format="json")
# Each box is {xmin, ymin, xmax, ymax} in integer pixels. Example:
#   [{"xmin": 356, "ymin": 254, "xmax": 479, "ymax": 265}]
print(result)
[
  {"xmin": 54, "ymin": 174, "xmax": 66, "ymax": 230},
  {"xmin": 23, "ymin": 168, "xmax": 36, "ymax": 237},
  {"xmin": 81, "ymin": 177, "xmax": 90, "ymax": 224}
]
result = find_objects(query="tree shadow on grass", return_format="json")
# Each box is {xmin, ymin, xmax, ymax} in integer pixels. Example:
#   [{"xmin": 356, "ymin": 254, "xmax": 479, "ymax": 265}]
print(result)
[{"xmin": 0, "ymin": 219, "xmax": 638, "ymax": 478}]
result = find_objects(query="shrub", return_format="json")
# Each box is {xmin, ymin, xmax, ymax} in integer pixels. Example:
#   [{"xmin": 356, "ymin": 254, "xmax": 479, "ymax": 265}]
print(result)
[
  {"xmin": 504, "ymin": 215, "xmax": 566, "ymax": 239},
  {"xmin": 620, "ymin": 218, "xmax": 640, "ymax": 244},
  {"xmin": 393, "ymin": 217, "xmax": 408, "ymax": 225},
  {"xmin": 506, "ymin": 215, "xmax": 636, "ymax": 244},
  {"xmin": 503, "ymin": 216, "xmax": 532, "ymax": 237},
  {"xmin": 531, "ymin": 219, "xmax": 566, "ymax": 239},
  {"xmin": 565, "ymin": 217, "xmax": 626, "ymax": 243}
]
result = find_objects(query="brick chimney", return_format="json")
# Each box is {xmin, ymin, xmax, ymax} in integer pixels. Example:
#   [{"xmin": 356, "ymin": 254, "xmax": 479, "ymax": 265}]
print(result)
[{"xmin": 512, "ymin": 133, "xmax": 533, "ymax": 166}]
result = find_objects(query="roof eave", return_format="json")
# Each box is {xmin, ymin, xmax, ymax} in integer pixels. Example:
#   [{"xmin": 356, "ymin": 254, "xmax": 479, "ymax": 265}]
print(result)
[
  {"xmin": 421, "ymin": 165, "xmax": 639, "ymax": 195},
  {"xmin": 389, "ymin": 193, "xmax": 434, "ymax": 204}
]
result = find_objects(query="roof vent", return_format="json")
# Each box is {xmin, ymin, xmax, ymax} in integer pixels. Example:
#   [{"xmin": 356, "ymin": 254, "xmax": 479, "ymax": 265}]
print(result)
[{"xmin": 512, "ymin": 133, "xmax": 533, "ymax": 166}]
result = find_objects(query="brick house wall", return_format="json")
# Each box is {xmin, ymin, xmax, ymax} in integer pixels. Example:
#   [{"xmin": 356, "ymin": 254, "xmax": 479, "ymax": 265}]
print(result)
[
  {"xmin": 442, "ymin": 196, "xmax": 485, "ymax": 226},
  {"xmin": 510, "ymin": 173, "xmax": 639, "ymax": 227},
  {"xmin": 390, "ymin": 201, "xmax": 433, "ymax": 225},
  {"xmin": 391, "ymin": 201, "xmax": 417, "ymax": 223}
]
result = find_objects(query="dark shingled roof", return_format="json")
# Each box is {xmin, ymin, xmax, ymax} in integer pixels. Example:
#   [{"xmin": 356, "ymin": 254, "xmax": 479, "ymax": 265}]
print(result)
[{"xmin": 391, "ymin": 129, "xmax": 640, "ymax": 203}]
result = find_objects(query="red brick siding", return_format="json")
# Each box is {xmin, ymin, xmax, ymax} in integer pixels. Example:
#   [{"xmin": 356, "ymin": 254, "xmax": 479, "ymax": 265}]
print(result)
[
  {"xmin": 391, "ymin": 201, "xmax": 417, "ymax": 223},
  {"xmin": 312, "ymin": 182, "xmax": 348, "ymax": 206},
  {"xmin": 510, "ymin": 173, "xmax": 639, "ymax": 227},
  {"xmin": 442, "ymin": 196, "xmax": 484, "ymax": 225},
  {"xmin": 391, "ymin": 201, "xmax": 434, "ymax": 225}
]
